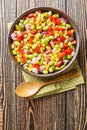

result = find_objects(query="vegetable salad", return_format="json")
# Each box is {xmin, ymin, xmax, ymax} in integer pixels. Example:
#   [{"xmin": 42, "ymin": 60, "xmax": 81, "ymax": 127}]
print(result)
[{"xmin": 11, "ymin": 10, "xmax": 77, "ymax": 74}]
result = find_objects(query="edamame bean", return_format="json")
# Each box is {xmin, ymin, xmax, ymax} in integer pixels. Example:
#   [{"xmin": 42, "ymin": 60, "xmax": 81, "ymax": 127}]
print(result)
[
  {"xmin": 43, "ymin": 70, "xmax": 48, "ymax": 74},
  {"xmin": 12, "ymin": 50, "xmax": 17, "ymax": 55},
  {"xmin": 67, "ymin": 55, "xmax": 72, "ymax": 59},
  {"xmin": 49, "ymin": 67, "xmax": 54, "ymax": 72}
]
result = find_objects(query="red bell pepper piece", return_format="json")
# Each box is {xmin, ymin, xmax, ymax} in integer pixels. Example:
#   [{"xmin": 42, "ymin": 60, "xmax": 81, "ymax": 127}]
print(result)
[
  {"xmin": 22, "ymin": 54, "xmax": 27, "ymax": 63},
  {"xmin": 45, "ymin": 50, "xmax": 52, "ymax": 54},
  {"xmin": 30, "ymin": 30, "xmax": 36, "ymax": 34},
  {"xmin": 56, "ymin": 60, "xmax": 63, "ymax": 67},
  {"xmin": 55, "ymin": 26, "xmax": 62, "ymax": 31},
  {"xmin": 28, "ymin": 13, "xmax": 34, "ymax": 18},
  {"xmin": 67, "ymin": 30, "xmax": 74, "ymax": 36},
  {"xmin": 34, "ymin": 44, "xmax": 42, "ymax": 53},
  {"xmin": 60, "ymin": 35, "xmax": 65, "ymax": 42},
  {"xmin": 63, "ymin": 43, "xmax": 68, "ymax": 49},
  {"xmin": 58, "ymin": 52, "xmax": 65, "ymax": 59},
  {"xmin": 33, "ymin": 64, "xmax": 40, "ymax": 71},
  {"xmin": 63, "ymin": 48, "xmax": 73, "ymax": 55},
  {"xmin": 55, "ymin": 18, "xmax": 60, "ymax": 25}
]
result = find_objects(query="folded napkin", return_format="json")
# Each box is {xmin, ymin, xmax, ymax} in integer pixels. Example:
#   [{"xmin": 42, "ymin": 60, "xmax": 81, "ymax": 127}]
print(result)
[
  {"xmin": 8, "ymin": 23, "xmax": 84, "ymax": 98},
  {"xmin": 22, "ymin": 61, "xmax": 84, "ymax": 98}
]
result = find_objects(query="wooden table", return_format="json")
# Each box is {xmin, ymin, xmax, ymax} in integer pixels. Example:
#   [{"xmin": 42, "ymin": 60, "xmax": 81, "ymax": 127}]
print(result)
[{"xmin": 0, "ymin": 0, "xmax": 87, "ymax": 130}]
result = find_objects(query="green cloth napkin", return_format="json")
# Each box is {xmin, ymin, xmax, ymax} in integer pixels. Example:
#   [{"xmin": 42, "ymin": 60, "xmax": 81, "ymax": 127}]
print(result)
[
  {"xmin": 22, "ymin": 61, "xmax": 84, "ymax": 98},
  {"xmin": 8, "ymin": 23, "xmax": 84, "ymax": 99}
]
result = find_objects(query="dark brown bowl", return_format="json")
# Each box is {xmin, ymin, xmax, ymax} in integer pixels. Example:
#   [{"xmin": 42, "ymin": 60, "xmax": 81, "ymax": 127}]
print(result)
[{"xmin": 8, "ymin": 7, "xmax": 79, "ymax": 78}]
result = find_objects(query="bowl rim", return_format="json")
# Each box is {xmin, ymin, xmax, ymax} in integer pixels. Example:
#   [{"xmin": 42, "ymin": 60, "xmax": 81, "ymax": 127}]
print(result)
[{"xmin": 8, "ymin": 6, "xmax": 80, "ymax": 78}]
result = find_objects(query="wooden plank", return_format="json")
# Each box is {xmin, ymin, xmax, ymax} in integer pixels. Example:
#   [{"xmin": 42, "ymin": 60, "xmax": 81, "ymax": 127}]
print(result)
[
  {"xmin": 0, "ymin": 0, "xmax": 87, "ymax": 130},
  {"xmin": 1, "ymin": 0, "xmax": 17, "ymax": 129},
  {"xmin": 32, "ymin": 1, "xmax": 66, "ymax": 130},
  {"xmin": 0, "ymin": 0, "xmax": 26, "ymax": 129},
  {"xmin": 65, "ymin": 0, "xmax": 87, "ymax": 130}
]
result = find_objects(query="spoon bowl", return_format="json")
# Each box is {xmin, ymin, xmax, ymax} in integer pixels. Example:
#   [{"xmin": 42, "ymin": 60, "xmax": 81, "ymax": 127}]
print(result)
[{"xmin": 16, "ymin": 69, "xmax": 79, "ymax": 97}]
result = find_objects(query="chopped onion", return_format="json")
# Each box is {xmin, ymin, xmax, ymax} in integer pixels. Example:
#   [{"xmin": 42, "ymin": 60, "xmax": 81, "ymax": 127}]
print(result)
[
  {"xmin": 49, "ymin": 41, "xmax": 54, "ymax": 46},
  {"xmin": 60, "ymin": 42, "xmax": 63, "ymax": 48},
  {"xmin": 42, "ymin": 31, "xmax": 47, "ymax": 35},
  {"xmin": 31, "ymin": 58, "xmax": 36, "ymax": 64},
  {"xmin": 36, "ymin": 55, "xmax": 41, "ymax": 60},
  {"xmin": 23, "ymin": 49, "xmax": 30, "ymax": 54},
  {"xmin": 32, "ymin": 68, "xmax": 38, "ymax": 74},
  {"xmin": 71, "ymin": 51, "xmax": 75, "ymax": 56},
  {"xmin": 11, "ymin": 32, "xmax": 16, "ymax": 40},
  {"xmin": 25, "ymin": 23, "xmax": 31, "ymax": 30},
  {"xmin": 40, "ymin": 65, "xmax": 45, "ymax": 72},
  {"xmin": 52, "ymin": 48, "xmax": 56, "ymax": 52},
  {"xmin": 61, "ymin": 17, "xmax": 67, "ymax": 23},
  {"xmin": 63, "ymin": 59, "xmax": 69, "ymax": 64},
  {"xmin": 65, "ymin": 37, "xmax": 74, "ymax": 43},
  {"xmin": 46, "ymin": 55, "xmax": 50, "ymax": 63}
]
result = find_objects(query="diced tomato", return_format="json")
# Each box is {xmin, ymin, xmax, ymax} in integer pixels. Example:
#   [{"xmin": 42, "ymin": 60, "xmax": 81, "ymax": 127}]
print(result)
[
  {"xmin": 18, "ymin": 43, "xmax": 25, "ymax": 53},
  {"xmin": 30, "ymin": 30, "xmax": 36, "ymax": 34},
  {"xmin": 17, "ymin": 32, "xmax": 24, "ymax": 39},
  {"xmin": 33, "ymin": 16, "xmax": 37, "ymax": 22},
  {"xmin": 30, "ymin": 36, "xmax": 34, "ymax": 39},
  {"xmin": 60, "ymin": 35, "xmax": 65, "ymax": 42},
  {"xmin": 34, "ymin": 45, "xmax": 42, "ymax": 53},
  {"xmin": 28, "ymin": 13, "xmax": 34, "ymax": 18},
  {"xmin": 63, "ymin": 48, "xmax": 73, "ymax": 55},
  {"xmin": 47, "ymin": 26, "xmax": 53, "ymax": 32},
  {"xmin": 28, "ymin": 39, "xmax": 33, "ymax": 44},
  {"xmin": 22, "ymin": 54, "xmax": 27, "ymax": 63},
  {"xmin": 67, "ymin": 30, "xmax": 74, "ymax": 36},
  {"xmin": 58, "ymin": 52, "xmax": 65, "ymax": 59},
  {"xmin": 55, "ymin": 26, "xmax": 62, "ymax": 31},
  {"xmin": 20, "ymin": 43, "xmax": 25, "ymax": 48},
  {"xmin": 47, "ymin": 31, "xmax": 54, "ymax": 36},
  {"xmin": 22, "ymin": 16, "xmax": 26, "ymax": 20},
  {"xmin": 63, "ymin": 43, "xmax": 68, "ymax": 49},
  {"xmin": 54, "ymin": 38, "xmax": 61, "ymax": 44},
  {"xmin": 18, "ymin": 48, "xmax": 23, "ymax": 53},
  {"xmin": 37, "ymin": 10, "xmax": 42, "ymax": 13},
  {"xmin": 55, "ymin": 18, "xmax": 60, "ymax": 25},
  {"xmin": 33, "ymin": 64, "xmax": 40, "ymax": 71},
  {"xmin": 34, "ymin": 48, "xmax": 40, "ymax": 53},
  {"xmin": 73, "ymin": 40, "xmax": 77, "ymax": 44},
  {"xmin": 14, "ymin": 37, "xmax": 21, "ymax": 41},
  {"xmin": 56, "ymin": 60, "xmax": 63, "ymax": 67},
  {"xmin": 49, "ymin": 16, "xmax": 54, "ymax": 21},
  {"xmin": 54, "ymin": 40, "xmax": 60, "ymax": 44},
  {"xmin": 45, "ymin": 50, "xmax": 52, "ymax": 54}
]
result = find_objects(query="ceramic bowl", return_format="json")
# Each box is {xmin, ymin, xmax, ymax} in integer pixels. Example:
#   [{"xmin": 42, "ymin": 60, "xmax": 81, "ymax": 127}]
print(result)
[{"xmin": 8, "ymin": 7, "xmax": 79, "ymax": 78}]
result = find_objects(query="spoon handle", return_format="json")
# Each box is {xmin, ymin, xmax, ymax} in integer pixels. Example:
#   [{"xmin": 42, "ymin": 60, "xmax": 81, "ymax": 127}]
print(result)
[{"xmin": 41, "ymin": 69, "xmax": 79, "ymax": 87}]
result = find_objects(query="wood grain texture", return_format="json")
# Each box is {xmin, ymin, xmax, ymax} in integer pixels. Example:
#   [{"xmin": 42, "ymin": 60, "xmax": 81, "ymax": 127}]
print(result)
[
  {"xmin": 65, "ymin": 0, "xmax": 87, "ymax": 130},
  {"xmin": 0, "ymin": 0, "xmax": 87, "ymax": 130}
]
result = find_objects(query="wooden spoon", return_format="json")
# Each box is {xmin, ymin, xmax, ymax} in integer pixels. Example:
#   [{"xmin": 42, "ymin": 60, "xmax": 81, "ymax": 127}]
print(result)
[{"xmin": 15, "ymin": 70, "xmax": 79, "ymax": 97}]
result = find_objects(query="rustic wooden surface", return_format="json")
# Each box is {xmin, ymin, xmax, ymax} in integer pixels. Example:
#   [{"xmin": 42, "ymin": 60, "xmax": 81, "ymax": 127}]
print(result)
[{"xmin": 0, "ymin": 0, "xmax": 87, "ymax": 130}]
